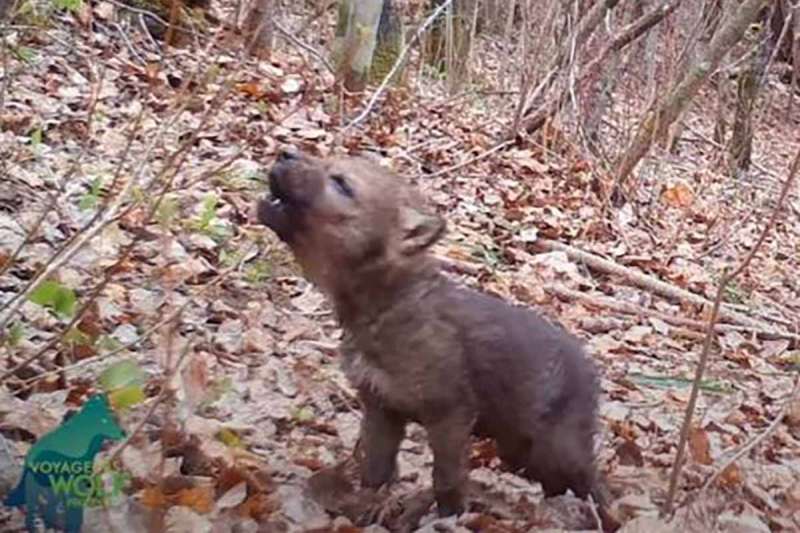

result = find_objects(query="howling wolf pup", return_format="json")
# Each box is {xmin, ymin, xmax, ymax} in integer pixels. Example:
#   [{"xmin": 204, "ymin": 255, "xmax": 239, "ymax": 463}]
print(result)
[{"xmin": 256, "ymin": 149, "xmax": 617, "ymax": 531}]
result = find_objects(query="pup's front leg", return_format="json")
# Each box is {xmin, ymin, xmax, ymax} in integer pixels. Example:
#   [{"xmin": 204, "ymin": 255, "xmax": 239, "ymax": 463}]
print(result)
[
  {"xmin": 426, "ymin": 411, "xmax": 473, "ymax": 517},
  {"xmin": 359, "ymin": 394, "xmax": 406, "ymax": 489}
]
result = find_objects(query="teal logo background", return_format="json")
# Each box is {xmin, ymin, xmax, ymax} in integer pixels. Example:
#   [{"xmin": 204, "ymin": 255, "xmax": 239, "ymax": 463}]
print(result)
[{"xmin": 4, "ymin": 394, "xmax": 126, "ymax": 532}]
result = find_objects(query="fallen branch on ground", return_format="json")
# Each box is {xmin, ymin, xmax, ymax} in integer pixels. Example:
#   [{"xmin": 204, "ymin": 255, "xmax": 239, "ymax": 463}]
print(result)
[
  {"xmin": 534, "ymin": 238, "xmax": 790, "ymax": 335},
  {"xmin": 546, "ymin": 285, "xmax": 800, "ymax": 347}
]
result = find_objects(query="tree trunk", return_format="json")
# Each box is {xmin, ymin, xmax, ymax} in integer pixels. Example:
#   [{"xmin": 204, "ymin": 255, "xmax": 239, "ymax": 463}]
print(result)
[
  {"xmin": 582, "ymin": 38, "xmax": 616, "ymax": 153},
  {"xmin": 729, "ymin": 16, "xmax": 772, "ymax": 176},
  {"xmin": 244, "ymin": 0, "xmax": 275, "ymax": 59},
  {"xmin": 791, "ymin": 3, "xmax": 800, "ymax": 116},
  {"xmin": 333, "ymin": 0, "xmax": 384, "ymax": 91},
  {"xmin": 614, "ymin": 0, "xmax": 769, "ymax": 191},
  {"xmin": 663, "ymin": 0, "xmax": 722, "ymax": 153},
  {"xmin": 0, "ymin": 0, "xmax": 15, "ymax": 21},
  {"xmin": 769, "ymin": 0, "xmax": 795, "ymax": 63},
  {"xmin": 481, "ymin": 0, "xmax": 516, "ymax": 34},
  {"xmin": 424, "ymin": 0, "xmax": 476, "ymax": 93},
  {"xmin": 371, "ymin": 0, "xmax": 405, "ymax": 83}
]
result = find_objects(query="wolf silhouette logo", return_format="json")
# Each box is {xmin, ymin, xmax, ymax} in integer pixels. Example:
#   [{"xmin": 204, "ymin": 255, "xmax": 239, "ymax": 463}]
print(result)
[{"xmin": 4, "ymin": 394, "xmax": 126, "ymax": 532}]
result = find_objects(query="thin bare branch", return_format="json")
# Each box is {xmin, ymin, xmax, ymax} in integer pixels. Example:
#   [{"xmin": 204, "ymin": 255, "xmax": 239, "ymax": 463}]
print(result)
[{"xmin": 665, "ymin": 143, "xmax": 800, "ymax": 514}]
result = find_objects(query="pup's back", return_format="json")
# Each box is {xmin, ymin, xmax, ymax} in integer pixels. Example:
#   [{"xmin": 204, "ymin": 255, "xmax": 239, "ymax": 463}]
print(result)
[{"xmin": 440, "ymin": 283, "xmax": 599, "ymax": 497}]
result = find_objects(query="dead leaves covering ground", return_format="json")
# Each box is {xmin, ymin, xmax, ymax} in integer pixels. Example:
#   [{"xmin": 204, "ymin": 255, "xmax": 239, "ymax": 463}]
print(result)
[{"xmin": 1, "ymin": 1, "xmax": 800, "ymax": 532}]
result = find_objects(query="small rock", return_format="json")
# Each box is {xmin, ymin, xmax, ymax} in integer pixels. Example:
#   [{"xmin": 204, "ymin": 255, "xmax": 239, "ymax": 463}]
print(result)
[
  {"xmin": 281, "ymin": 77, "xmax": 303, "ymax": 94},
  {"xmin": 0, "ymin": 433, "xmax": 22, "ymax": 496},
  {"xmin": 243, "ymin": 327, "xmax": 274, "ymax": 354},
  {"xmin": 231, "ymin": 518, "xmax": 259, "ymax": 533},
  {"xmin": 165, "ymin": 239, "xmax": 190, "ymax": 262},
  {"xmin": 189, "ymin": 233, "xmax": 218, "ymax": 251},
  {"xmin": 111, "ymin": 324, "xmax": 139, "ymax": 345},
  {"xmin": 129, "ymin": 288, "xmax": 163, "ymax": 314},
  {"xmin": 331, "ymin": 516, "xmax": 353, "ymax": 529},
  {"xmin": 277, "ymin": 484, "xmax": 329, "ymax": 529},
  {"xmin": 215, "ymin": 319, "xmax": 244, "ymax": 353},
  {"xmin": 717, "ymin": 511, "xmax": 770, "ymax": 533}
]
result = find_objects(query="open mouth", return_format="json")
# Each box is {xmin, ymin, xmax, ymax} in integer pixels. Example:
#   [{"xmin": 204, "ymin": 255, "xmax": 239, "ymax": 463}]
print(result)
[
  {"xmin": 267, "ymin": 177, "xmax": 287, "ymax": 206},
  {"xmin": 257, "ymin": 170, "xmax": 302, "ymax": 243}
]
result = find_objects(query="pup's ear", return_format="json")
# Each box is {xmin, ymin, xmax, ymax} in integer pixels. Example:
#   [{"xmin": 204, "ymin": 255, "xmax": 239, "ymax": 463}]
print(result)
[{"xmin": 399, "ymin": 206, "xmax": 446, "ymax": 255}]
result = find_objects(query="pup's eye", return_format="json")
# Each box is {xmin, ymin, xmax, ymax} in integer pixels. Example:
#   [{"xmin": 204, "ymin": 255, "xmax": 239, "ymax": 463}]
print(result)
[{"xmin": 330, "ymin": 174, "xmax": 355, "ymax": 198}]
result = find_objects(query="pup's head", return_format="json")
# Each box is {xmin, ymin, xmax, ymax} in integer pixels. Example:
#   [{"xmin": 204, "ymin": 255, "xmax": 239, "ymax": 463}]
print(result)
[{"xmin": 257, "ymin": 149, "xmax": 445, "ymax": 295}]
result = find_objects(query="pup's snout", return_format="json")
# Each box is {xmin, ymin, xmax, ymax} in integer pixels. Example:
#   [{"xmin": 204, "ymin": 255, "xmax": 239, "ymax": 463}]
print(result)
[{"xmin": 276, "ymin": 147, "xmax": 299, "ymax": 163}]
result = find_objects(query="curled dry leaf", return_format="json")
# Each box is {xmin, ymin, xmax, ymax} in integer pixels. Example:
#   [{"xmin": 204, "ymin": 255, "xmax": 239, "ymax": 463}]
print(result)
[
  {"xmin": 688, "ymin": 426, "xmax": 712, "ymax": 466},
  {"xmin": 717, "ymin": 463, "xmax": 743, "ymax": 489},
  {"xmin": 660, "ymin": 181, "xmax": 694, "ymax": 208}
]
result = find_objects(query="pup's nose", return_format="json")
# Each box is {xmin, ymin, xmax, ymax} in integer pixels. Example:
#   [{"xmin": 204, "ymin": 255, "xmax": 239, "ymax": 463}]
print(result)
[{"xmin": 277, "ymin": 148, "xmax": 299, "ymax": 163}]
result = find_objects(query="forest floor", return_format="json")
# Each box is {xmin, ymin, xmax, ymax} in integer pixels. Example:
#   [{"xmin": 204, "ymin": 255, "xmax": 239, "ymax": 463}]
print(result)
[{"xmin": 1, "ymin": 2, "xmax": 799, "ymax": 533}]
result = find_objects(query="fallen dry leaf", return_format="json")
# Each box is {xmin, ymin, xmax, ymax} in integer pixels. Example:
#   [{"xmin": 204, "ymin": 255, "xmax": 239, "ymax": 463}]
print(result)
[{"xmin": 688, "ymin": 426, "xmax": 712, "ymax": 465}]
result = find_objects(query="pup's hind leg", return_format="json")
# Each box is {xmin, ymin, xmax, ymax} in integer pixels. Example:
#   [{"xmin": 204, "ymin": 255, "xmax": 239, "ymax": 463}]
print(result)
[
  {"xmin": 523, "ymin": 425, "xmax": 619, "ymax": 532},
  {"xmin": 494, "ymin": 434, "xmax": 532, "ymax": 474},
  {"xmin": 521, "ymin": 414, "xmax": 596, "ymax": 496}
]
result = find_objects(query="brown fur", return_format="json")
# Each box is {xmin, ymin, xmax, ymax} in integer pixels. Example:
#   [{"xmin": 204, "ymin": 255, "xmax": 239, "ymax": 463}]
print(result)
[{"xmin": 257, "ymin": 149, "xmax": 618, "ymax": 531}]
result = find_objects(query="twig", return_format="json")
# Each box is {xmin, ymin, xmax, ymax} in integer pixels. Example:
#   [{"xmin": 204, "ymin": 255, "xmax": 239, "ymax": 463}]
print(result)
[
  {"xmin": 664, "ymin": 144, "xmax": 800, "ymax": 514},
  {"xmin": 274, "ymin": 21, "xmax": 334, "ymax": 74},
  {"xmin": 105, "ymin": 0, "xmax": 206, "ymax": 43},
  {"xmin": 0, "ymin": 104, "xmax": 147, "ymax": 334},
  {"xmin": 341, "ymin": 0, "xmax": 455, "ymax": 134},
  {"xmin": 420, "ymin": 139, "xmax": 513, "ymax": 180},
  {"xmin": 106, "ymin": 337, "xmax": 193, "ymax": 465},
  {"xmin": 0, "ymin": 27, "xmax": 257, "ymax": 371},
  {"xmin": 6, "ymin": 246, "xmax": 253, "ymax": 392},
  {"xmin": 587, "ymin": 493, "xmax": 604, "ymax": 532},
  {"xmin": 701, "ymin": 374, "xmax": 800, "ymax": 492},
  {"xmin": 0, "ymin": 191, "xmax": 59, "ymax": 279},
  {"xmin": 112, "ymin": 21, "xmax": 147, "ymax": 65}
]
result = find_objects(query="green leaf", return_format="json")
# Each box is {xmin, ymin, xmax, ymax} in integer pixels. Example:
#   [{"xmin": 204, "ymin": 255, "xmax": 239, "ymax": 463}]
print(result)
[
  {"xmin": 78, "ymin": 194, "xmax": 97, "ymax": 211},
  {"xmin": 54, "ymin": 0, "xmax": 83, "ymax": 12},
  {"xmin": 30, "ymin": 127, "xmax": 43, "ymax": 146},
  {"xmin": 216, "ymin": 427, "xmax": 242, "ymax": 448},
  {"xmin": 108, "ymin": 384, "xmax": 145, "ymax": 410},
  {"xmin": 79, "ymin": 176, "xmax": 104, "ymax": 211},
  {"xmin": 4, "ymin": 322, "xmax": 24, "ymax": 348},
  {"xmin": 99, "ymin": 359, "xmax": 145, "ymax": 392},
  {"xmin": 629, "ymin": 373, "xmax": 732, "ymax": 393},
  {"xmin": 97, "ymin": 335, "xmax": 123, "ymax": 352},
  {"xmin": 293, "ymin": 406, "xmax": 315, "ymax": 423},
  {"xmin": 28, "ymin": 280, "xmax": 77, "ymax": 318},
  {"xmin": 198, "ymin": 194, "xmax": 218, "ymax": 230},
  {"xmin": 155, "ymin": 196, "xmax": 179, "ymax": 228},
  {"xmin": 64, "ymin": 327, "xmax": 91, "ymax": 346},
  {"xmin": 12, "ymin": 46, "xmax": 35, "ymax": 63}
]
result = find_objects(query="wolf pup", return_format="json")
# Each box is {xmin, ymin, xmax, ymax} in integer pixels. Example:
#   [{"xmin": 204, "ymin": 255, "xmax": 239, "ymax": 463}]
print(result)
[{"xmin": 257, "ymin": 149, "xmax": 617, "ymax": 531}]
